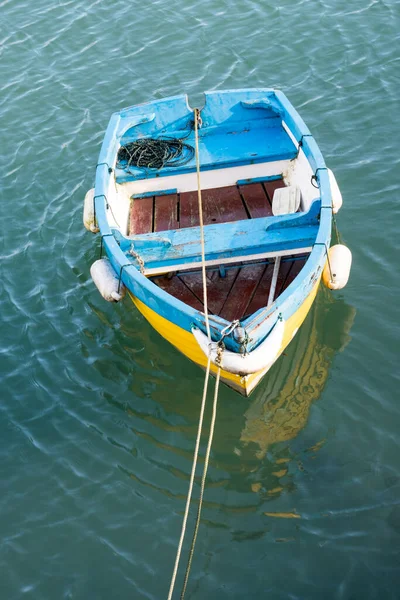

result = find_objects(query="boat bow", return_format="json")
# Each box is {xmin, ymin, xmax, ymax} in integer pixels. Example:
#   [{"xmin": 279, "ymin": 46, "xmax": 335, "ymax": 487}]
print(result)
[{"xmin": 192, "ymin": 317, "xmax": 285, "ymax": 376}]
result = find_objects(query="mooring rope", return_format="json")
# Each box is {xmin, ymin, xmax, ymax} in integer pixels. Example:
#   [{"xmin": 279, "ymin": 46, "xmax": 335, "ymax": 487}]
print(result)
[
  {"xmin": 193, "ymin": 108, "xmax": 211, "ymax": 341},
  {"xmin": 166, "ymin": 108, "xmax": 217, "ymax": 600},
  {"xmin": 117, "ymin": 137, "xmax": 194, "ymax": 171},
  {"xmin": 166, "ymin": 357, "xmax": 212, "ymax": 600},
  {"xmin": 180, "ymin": 367, "xmax": 221, "ymax": 600}
]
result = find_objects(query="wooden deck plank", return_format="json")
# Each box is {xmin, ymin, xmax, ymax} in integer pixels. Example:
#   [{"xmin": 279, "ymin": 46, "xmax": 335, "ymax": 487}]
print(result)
[
  {"xmin": 129, "ymin": 180, "xmax": 288, "ymax": 235},
  {"xmin": 154, "ymin": 194, "xmax": 179, "ymax": 232},
  {"xmin": 129, "ymin": 196, "xmax": 154, "ymax": 235},
  {"xmin": 153, "ymin": 274, "xmax": 204, "ymax": 312},
  {"xmin": 179, "ymin": 190, "xmax": 199, "ymax": 228},
  {"xmin": 144, "ymin": 181, "xmax": 308, "ymax": 321},
  {"xmin": 243, "ymin": 263, "xmax": 274, "ymax": 316},
  {"xmin": 281, "ymin": 256, "xmax": 307, "ymax": 292},
  {"xmin": 204, "ymin": 186, "xmax": 247, "ymax": 225},
  {"xmin": 180, "ymin": 185, "xmax": 247, "ymax": 228},
  {"xmin": 263, "ymin": 179, "xmax": 286, "ymax": 203},
  {"xmin": 153, "ymin": 257, "xmax": 306, "ymax": 321},
  {"xmin": 273, "ymin": 258, "xmax": 294, "ymax": 301},
  {"xmin": 180, "ymin": 268, "xmax": 238, "ymax": 315},
  {"xmin": 219, "ymin": 264, "xmax": 266, "ymax": 322},
  {"xmin": 239, "ymin": 182, "xmax": 272, "ymax": 218}
]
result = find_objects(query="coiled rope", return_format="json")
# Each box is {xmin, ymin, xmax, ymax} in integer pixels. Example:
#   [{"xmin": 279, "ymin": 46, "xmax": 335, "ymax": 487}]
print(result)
[
  {"xmin": 117, "ymin": 137, "xmax": 194, "ymax": 171},
  {"xmin": 167, "ymin": 109, "xmax": 221, "ymax": 600}
]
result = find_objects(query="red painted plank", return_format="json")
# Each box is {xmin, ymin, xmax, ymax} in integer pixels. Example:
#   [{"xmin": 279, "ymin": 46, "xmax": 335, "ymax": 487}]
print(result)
[
  {"xmin": 180, "ymin": 185, "xmax": 247, "ymax": 228},
  {"xmin": 179, "ymin": 190, "xmax": 199, "ymax": 228},
  {"xmin": 273, "ymin": 258, "xmax": 294, "ymax": 301},
  {"xmin": 219, "ymin": 264, "xmax": 266, "ymax": 322},
  {"xmin": 263, "ymin": 179, "xmax": 286, "ymax": 204},
  {"xmin": 203, "ymin": 186, "xmax": 247, "ymax": 225},
  {"xmin": 180, "ymin": 268, "xmax": 239, "ymax": 316},
  {"xmin": 154, "ymin": 194, "xmax": 179, "ymax": 232},
  {"xmin": 153, "ymin": 275, "xmax": 204, "ymax": 312},
  {"xmin": 245, "ymin": 263, "xmax": 274, "ymax": 316},
  {"xmin": 239, "ymin": 182, "xmax": 272, "ymax": 218},
  {"xmin": 281, "ymin": 256, "xmax": 308, "ymax": 292},
  {"xmin": 129, "ymin": 196, "xmax": 154, "ymax": 235}
]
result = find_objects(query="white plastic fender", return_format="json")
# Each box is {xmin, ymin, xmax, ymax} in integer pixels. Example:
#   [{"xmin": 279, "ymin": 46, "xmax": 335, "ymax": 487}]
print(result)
[
  {"xmin": 322, "ymin": 244, "xmax": 352, "ymax": 290},
  {"xmin": 327, "ymin": 169, "xmax": 343, "ymax": 214},
  {"xmin": 192, "ymin": 318, "xmax": 285, "ymax": 375},
  {"xmin": 90, "ymin": 259, "xmax": 126, "ymax": 302},
  {"xmin": 83, "ymin": 188, "xmax": 99, "ymax": 233}
]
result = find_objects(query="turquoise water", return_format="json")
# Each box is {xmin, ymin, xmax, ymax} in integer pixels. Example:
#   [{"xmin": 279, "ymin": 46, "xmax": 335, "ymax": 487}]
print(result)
[{"xmin": 1, "ymin": 0, "xmax": 399, "ymax": 598}]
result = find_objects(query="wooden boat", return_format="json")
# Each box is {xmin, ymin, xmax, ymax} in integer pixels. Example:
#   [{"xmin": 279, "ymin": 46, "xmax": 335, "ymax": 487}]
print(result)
[{"xmin": 85, "ymin": 89, "xmax": 351, "ymax": 396}]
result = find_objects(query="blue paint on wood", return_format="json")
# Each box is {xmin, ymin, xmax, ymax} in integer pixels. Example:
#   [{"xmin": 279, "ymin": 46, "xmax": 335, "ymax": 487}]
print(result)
[
  {"xmin": 92, "ymin": 89, "xmax": 333, "ymax": 354},
  {"xmin": 131, "ymin": 188, "xmax": 177, "ymax": 199},
  {"xmin": 116, "ymin": 199, "xmax": 320, "ymax": 272},
  {"xmin": 115, "ymin": 125, "xmax": 297, "ymax": 183},
  {"xmin": 236, "ymin": 175, "xmax": 282, "ymax": 186}
]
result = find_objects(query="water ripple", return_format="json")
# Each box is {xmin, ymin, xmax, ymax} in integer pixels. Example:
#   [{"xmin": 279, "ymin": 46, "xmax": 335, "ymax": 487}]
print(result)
[{"xmin": 0, "ymin": 0, "xmax": 399, "ymax": 597}]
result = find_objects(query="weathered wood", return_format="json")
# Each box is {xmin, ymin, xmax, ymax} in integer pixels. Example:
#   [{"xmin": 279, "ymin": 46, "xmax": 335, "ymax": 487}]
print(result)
[
  {"xmin": 129, "ymin": 196, "xmax": 154, "ymax": 235},
  {"xmin": 154, "ymin": 194, "xmax": 179, "ymax": 232},
  {"xmin": 134, "ymin": 181, "xmax": 310, "ymax": 321},
  {"xmin": 143, "ymin": 246, "xmax": 313, "ymax": 276},
  {"xmin": 267, "ymin": 256, "xmax": 281, "ymax": 307},
  {"xmin": 245, "ymin": 263, "xmax": 275, "ymax": 316},
  {"xmin": 154, "ymin": 255, "xmax": 308, "ymax": 321},
  {"xmin": 263, "ymin": 179, "xmax": 286, "ymax": 203},
  {"xmin": 129, "ymin": 180, "xmax": 287, "ymax": 234},
  {"xmin": 203, "ymin": 186, "xmax": 247, "ymax": 225},
  {"xmin": 179, "ymin": 190, "xmax": 199, "ymax": 228},
  {"xmin": 282, "ymin": 256, "xmax": 307, "ymax": 292},
  {"xmin": 154, "ymin": 274, "xmax": 204, "ymax": 312},
  {"xmin": 180, "ymin": 185, "xmax": 247, "ymax": 228},
  {"xmin": 128, "ymin": 199, "xmax": 320, "ymax": 273},
  {"xmin": 239, "ymin": 182, "xmax": 272, "ymax": 218},
  {"xmin": 142, "ymin": 243, "xmax": 312, "ymax": 277},
  {"xmin": 219, "ymin": 264, "xmax": 266, "ymax": 322},
  {"xmin": 273, "ymin": 257, "xmax": 294, "ymax": 300},
  {"xmin": 180, "ymin": 268, "xmax": 238, "ymax": 315}
]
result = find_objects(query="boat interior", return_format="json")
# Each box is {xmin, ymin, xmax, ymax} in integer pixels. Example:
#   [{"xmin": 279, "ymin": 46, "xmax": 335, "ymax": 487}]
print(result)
[
  {"xmin": 104, "ymin": 93, "xmax": 321, "ymax": 322},
  {"xmin": 126, "ymin": 178, "xmax": 310, "ymax": 321}
]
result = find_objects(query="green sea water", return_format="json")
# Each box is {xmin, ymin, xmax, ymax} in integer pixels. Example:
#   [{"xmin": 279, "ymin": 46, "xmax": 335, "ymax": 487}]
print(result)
[{"xmin": 1, "ymin": 0, "xmax": 399, "ymax": 598}]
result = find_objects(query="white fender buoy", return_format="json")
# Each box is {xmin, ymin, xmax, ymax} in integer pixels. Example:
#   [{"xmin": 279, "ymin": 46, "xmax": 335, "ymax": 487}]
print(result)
[
  {"xmin": 323, "ymin": 244, "xmax": 352, "ymax": 290},
  {"xmin": 83, "ymin": 188, "xmax": 99, "ymax": 233},
  {"xmin": 328, "ymin": 169, "xmax": 343, "ymax": 214},
  {"xmin": 90, "ymin": 259, "xmax": 126, "ymax": 302},
  {"xmin": 192, "ymin": 318, "xmax": 285, "ymax": 375}
]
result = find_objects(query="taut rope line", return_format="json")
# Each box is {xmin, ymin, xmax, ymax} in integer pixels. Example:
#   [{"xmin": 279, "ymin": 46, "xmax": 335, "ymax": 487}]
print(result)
[
  {"xmin": 167, "ymin": 107, "xmax": 217, "ymax": 600},
  {"xmin": 166, "ymin": 357, "xmax": 212, "ymax": 600},
  {"xmin": 194, "ymin": 108, "xmax": 211, "ymax": 341},
  {"xmin": 180, "ymin": 367, "xmax": 221, "ymax": 600}
]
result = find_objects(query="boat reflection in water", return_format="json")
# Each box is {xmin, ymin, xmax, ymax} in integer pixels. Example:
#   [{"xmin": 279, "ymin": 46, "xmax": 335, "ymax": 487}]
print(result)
[
  {"xmin": 240, "ymin": 287, "xmax": 356, "ymax": 461},
  {"xmin": 96, "ymin": 285, "xmax": 355, "ymax": 510}
]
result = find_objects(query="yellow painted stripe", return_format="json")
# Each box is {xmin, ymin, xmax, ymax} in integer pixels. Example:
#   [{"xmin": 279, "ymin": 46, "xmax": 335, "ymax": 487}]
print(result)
[
  {"xmin": 129, "ymin": 277, "xmax": 320, "ymax": 395},
  {"xmin": 129, "ymin": 293, "xmax": 245, "ymax": 389}
]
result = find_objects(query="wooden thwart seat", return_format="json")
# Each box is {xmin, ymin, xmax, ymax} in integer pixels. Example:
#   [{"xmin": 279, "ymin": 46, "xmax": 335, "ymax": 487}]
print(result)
[{"xmin": 121, "ymin": 199, "xmax": 320, "ymax": 276}]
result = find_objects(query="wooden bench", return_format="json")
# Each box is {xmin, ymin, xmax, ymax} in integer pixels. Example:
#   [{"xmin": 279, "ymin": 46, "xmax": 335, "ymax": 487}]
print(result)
[{"xmin": 115, "ymin": 199, "xmax": 320, "ymax": 276}]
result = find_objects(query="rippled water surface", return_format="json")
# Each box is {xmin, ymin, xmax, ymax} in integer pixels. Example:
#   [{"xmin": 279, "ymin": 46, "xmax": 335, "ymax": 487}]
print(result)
[{"xmin": 1, "ymin": 0, "xmax": 399, "ymax": 598}]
